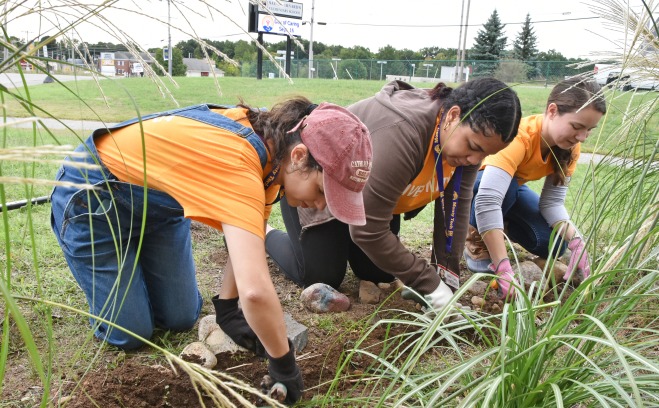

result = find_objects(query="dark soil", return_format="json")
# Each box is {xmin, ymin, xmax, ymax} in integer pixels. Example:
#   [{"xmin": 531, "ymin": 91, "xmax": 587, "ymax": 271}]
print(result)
[{"xmin": 51, "ymin": 222, "xmax": 545, "ymax": 407}]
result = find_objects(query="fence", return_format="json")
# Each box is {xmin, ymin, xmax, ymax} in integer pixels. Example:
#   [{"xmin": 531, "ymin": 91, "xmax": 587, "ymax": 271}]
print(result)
[{"xmin": 242, "ymin": 59, "xmax": 596, "ymax": 83}]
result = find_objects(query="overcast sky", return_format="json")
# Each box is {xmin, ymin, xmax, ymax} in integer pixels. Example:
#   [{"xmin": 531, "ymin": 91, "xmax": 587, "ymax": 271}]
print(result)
[{"xmin": 16, "ymin": 0, "xmax": 654, "ymax": 59}]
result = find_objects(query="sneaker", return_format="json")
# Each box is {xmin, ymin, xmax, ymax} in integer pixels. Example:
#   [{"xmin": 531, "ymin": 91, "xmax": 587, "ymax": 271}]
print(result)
[{"xmin": 463, "ymin": 225, "xmax": 491, "ymax": 273}]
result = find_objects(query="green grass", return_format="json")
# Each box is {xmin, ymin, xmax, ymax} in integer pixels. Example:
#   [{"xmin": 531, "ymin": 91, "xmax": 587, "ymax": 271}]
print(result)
[{"xmin": 6, "ymin": 77, "xmax": 657, "ymax": 160}]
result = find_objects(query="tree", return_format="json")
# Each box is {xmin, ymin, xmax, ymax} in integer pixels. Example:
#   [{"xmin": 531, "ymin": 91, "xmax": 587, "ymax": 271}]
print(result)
[
  {"xmin": 154, "ymin": 47, "xmax": 186, "ymax": 76},
  {"xmin": 375, "ymin": 45, "xmax": 397, "ymax": 60},
  {"xmin": 420, "ymin": 46, "xmax": 440, "ymax": 59},
  {"xmin": 512, "ymin": 13, "xmax": 539, "ymax": 79},
  {"xmin": 513, "ymin": 14, "xmax": 538, "ymax": 61},
  {"xmin": 470, "ymin": 9, "xmax": 507, "ymax": 77}
]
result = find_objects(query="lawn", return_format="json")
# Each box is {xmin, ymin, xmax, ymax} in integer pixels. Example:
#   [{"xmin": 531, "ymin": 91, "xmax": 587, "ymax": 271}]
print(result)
[{"xmin": 5, "ymin": 76, "xmax": 657, "ymax": 159}]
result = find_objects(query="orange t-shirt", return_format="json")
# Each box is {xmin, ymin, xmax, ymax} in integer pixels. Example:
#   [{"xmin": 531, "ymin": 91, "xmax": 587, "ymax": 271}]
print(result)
[
  {"xmin": 393, "ymin": 136, "xmax": 455, "ymax": 214},
  {"xmin": 482, "ymin": 114, "xmax": 579, "ymax": 185},
  {"xmin": 96, "ymin": 107, "xmax": 279, "ymax": 239}
]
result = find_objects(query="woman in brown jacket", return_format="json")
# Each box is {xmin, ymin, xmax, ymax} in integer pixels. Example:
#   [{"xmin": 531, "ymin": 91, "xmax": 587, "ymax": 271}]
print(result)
[{"xmin": 266, "ymin": 78, "xmax": 521, "ymax": 310}]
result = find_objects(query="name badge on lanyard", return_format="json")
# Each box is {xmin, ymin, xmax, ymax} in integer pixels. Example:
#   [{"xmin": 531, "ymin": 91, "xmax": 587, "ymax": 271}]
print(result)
[{"xmin": 433, "ymin": 121, "xmax": 463, "ymax": 290}]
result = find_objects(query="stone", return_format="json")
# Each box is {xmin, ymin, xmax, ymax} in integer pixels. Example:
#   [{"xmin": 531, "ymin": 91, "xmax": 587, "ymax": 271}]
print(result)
[
  {"xmin": 197, "ymin": 313, "xmax": 309, "ymax": 355},
  {"xmin": 490, "ymin": 304, "xmax": 502, "ymax": 314},
  {"xmin": 198, "ymin": 315, "xmax": 219, "ymax": 342},
  {"xmin": 283, "ymin": 313, "xmax": 308, "ymax": 353},
  {"xmin": 180, "ymin": 342, "xmax": 217, "ymax": 369},
  {"xmin": 471, "ymin": 296, "xmax": 485, "ymax": 307},
  {"xmin": 391, "ymin": 279, "xmax": 405, "ymax": 291},
  {"xmin": 466, "ymin": 280, "xmax": 489, "ymax": 296},
  {"xmin": 300, "ymin": 283, "xmax": 351, "ymax": 313},
  {"xmin": 359, "ymin": 280, "xmax": 383, "ymax": 304},
  {"xmin": 518, "ymin": 261, "xmax": 544, "ymax": 290},
  {"xmin": 533, "ymin": 258, "xmax": 568, "ymax": 284},
  {"xmin": 377, "ymin": 282, "xmax": 391, "ymax": 290}
]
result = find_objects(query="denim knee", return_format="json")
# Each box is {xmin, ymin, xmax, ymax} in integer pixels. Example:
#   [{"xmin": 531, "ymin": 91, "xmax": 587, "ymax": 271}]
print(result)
[{"xmin": 96, "ymin": 321, "xmax": 154, "ymax": 351}]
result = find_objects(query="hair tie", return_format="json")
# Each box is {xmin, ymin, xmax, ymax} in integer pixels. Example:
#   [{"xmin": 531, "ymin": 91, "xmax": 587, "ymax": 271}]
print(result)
[{"xmin": 305, "ymin": 103, "xmax": 318, "ymax": 116}]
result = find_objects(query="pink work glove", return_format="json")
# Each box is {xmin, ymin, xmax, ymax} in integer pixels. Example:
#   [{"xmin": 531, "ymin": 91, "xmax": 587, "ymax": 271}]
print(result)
[
  {"xmin": 489, "ymin": 258, "xmax": 517, "ymax": 300},
  {"xmin": 564, "ymin": 237, "xmax": 590, "ymax": 284}
]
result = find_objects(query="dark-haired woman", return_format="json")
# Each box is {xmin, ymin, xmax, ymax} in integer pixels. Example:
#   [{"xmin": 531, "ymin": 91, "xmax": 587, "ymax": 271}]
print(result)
[
  {"xmin": 266, "ymin": 79, "xmax": 522, "ymax": 310},
  {"xmin": 463, "ymin": 78, "xmax": 606, "ymax": 298},
  {"xmin": 50, "ymin": 100, "xmax": 373, "ymax": 404}
]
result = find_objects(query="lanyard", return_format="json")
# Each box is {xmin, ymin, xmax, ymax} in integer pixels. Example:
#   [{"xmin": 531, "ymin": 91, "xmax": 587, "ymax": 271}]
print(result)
[
  {"xmin": 432, "ymin": 119, "xmax": 463, "ymax": 254},
  {"xmin": 263, "ymin": 164, "xmax": 280, "ymax": 190}
]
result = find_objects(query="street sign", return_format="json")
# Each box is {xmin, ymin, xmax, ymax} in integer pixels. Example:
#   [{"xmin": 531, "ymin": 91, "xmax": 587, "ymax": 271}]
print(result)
[{"xmin": 256, "ymin": 0, "xmax": 303, "ymax": 19}]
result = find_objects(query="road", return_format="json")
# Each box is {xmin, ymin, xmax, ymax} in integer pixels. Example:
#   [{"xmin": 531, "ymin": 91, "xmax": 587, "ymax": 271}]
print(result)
[{"xmin": 0, "ymin": 72, "xmax": 99, "ymax": 88}]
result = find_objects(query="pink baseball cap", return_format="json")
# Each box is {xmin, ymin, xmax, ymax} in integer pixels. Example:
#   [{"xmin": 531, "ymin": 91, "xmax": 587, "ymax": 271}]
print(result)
[{"xmin": 290, "ymin": 102, "xmax": 372, "ymax": 225}]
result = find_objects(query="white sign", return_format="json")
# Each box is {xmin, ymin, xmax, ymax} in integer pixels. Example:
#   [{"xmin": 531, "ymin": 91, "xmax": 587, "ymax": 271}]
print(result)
[
  {"xmin": 258, "ymin": 14, "xmax": 302, "ymax": 36},
  {"xmin": 132, "ymin": 63, "xmax": 144, "ymax": 73},
  {"xmin": 257, "ymin": 0, "xmax": 303, "ymax": 19}
]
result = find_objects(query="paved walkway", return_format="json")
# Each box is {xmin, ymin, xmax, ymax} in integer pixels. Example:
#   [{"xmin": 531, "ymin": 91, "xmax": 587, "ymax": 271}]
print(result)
[{"xmin": 0, "ymin": 72, "xmax": 99, "ymax": 89}]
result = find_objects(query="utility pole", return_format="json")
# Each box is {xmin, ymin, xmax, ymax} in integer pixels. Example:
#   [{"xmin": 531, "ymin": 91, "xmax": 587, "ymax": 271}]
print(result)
[
  {"xmin": 309, "ymin": 0, "xmax": 315, "ymax": 79},
  {"xmin": 458, "ymin": 0, "xmax": 471, "ymax": 82},
  {"xmin": 167, "ymin": 0, "xmax": 172, "ymax": 77},
  {"xmin": 454, "ymin": 0, "xmax": 465, "ymax": 82}
]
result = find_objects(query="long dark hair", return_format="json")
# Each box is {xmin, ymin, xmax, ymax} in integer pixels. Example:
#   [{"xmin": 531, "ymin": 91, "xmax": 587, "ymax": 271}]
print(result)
[
  {"xmin": 547, "ymin": 78, "xmax": 606, "ymax": 185},
  {"xmin": 240, "ymin": 97, "xmax": 321, "ymax": 171},
  {"xmin": 428, "ymin": 77, "xmax": 522, "ymax": 143}
]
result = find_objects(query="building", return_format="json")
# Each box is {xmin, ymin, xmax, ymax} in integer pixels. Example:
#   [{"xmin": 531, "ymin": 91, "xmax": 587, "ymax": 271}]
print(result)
[
  {"xmin": 182, "ymin": 58, "xmax": 224, "ymax": 77},
  {"xmin": 96, "ymin": 51, "xmax": 156, "ymax": 76}
]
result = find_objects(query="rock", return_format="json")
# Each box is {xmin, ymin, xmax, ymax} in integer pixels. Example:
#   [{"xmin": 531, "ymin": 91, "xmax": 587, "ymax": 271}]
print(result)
[
  {"xmin": 283, "ymin": 313, "xmax": 308, "ymax": 353},
  {"xmin": 532, "ymin": 258, "xmax": 568, "ymax": 283},
  {"xmin": 377, "ymin": 282, "xmax": 391, "ymax": 290},
  {"xmin": 471, "ymin": 296, "xmax": 485, "ymax": 307},
  {"xmin": 359, "ymin": 280, "xmax": 383, "ymax": 304},
  {"xmin": 490, "ymin": 304, "xmax": 502, "ymax": 314},
  {"xmin": 391, "ymin": 279, "xmax": 405, "ymax": 291},
  {"xmin": 466, "ymin": 280, "xmax": 489, "ymax": 296},
  {"xmin": 300, "ymin": 283, "xmax": 351, "ymax": 313},
  {"xmin": 180, "ymin": 342, "xmax": 217, "ymax": 369},
  {"xmin": 198, "ymin": 315, "xmax": 219, "ymax": 342},
  {"xmin": 197, "ymin": 313, "xmax": 309, "ymax": 355},
  {"xmin": 518, "ymin": 261, "xmax": 544, "ymax": 290}
]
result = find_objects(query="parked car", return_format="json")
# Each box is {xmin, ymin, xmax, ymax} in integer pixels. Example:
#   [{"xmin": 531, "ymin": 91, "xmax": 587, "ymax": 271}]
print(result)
[
  {"xmin": 598, "ymin": 66, "xmax": 658, "ymax": 91},
  {"xmin": 594, "ymin": 64, "xmax": 618, "ymax": 86}
]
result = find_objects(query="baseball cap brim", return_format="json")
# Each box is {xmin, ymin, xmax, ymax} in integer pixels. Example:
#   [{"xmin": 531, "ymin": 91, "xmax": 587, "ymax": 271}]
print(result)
[{"xmin": 323, "ymin": 171, "xmax": 366, "ymax": 226}]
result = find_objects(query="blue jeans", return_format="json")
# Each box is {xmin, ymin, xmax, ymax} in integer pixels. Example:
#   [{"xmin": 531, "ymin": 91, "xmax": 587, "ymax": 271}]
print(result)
[
  {"xmin": 469, "ymin": 170, "xmax": 566, "ymax": 259},
  {"xmin": 50, "ymin": 135, "xmax": 202, "ymax": 350}
]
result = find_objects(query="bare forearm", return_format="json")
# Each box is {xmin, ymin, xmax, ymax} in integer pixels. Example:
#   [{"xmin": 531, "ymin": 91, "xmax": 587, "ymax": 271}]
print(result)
[
  {"xmin": 482, "ymin": 228, "xmax": 508, "ymax": 265},
  {"xmin": 221, "ymin": 223, "xmax": 289, "ymax": 358}
]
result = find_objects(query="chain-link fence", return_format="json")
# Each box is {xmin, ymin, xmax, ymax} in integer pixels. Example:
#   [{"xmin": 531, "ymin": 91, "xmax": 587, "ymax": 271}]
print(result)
[{"xmin": 243, "ymin": 59, "xmax": 596, "ymax": 84}]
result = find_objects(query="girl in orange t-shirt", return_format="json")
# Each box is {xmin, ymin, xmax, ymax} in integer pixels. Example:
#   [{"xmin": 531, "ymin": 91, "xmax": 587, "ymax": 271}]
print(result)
[
  {"xmin": 50, "ymin": 99, "xmax": 373, "ymax": 404},
  {"xmin": 464, "ymin": 78, "xmax": 607, "ymax": 299}
]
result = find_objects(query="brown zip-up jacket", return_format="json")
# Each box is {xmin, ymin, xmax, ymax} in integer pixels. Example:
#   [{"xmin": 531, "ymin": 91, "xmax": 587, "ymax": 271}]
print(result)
[
  {"xmin": 347, "ymin": 81, "xmax": 479, "ymax": 295},
  {"xmin": 297, "ymin": 81, "xmax": 478, "ymax": 294}
]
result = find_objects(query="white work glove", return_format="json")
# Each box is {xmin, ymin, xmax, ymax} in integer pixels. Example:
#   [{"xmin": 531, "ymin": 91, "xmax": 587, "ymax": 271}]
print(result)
[{"xmin": 424, "ymin": 280, "xmax": 454, "ymax": 310}]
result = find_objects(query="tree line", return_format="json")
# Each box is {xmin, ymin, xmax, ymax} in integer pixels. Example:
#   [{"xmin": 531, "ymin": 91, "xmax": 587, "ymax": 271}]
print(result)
[{"xmin": 14, "ymin": 9, "xmax": 598, "ymax": 79}]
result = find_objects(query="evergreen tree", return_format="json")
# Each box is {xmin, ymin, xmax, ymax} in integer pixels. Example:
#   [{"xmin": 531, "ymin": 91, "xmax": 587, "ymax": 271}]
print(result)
[
  {"xmin": 513, "ymin": 13, "xmax": 539, "ymax": 79},
  {"xmin": 513, "ymin": 14, "xmax": 538, "ymax": 60},
  {"xmin": 470, "ymin": 9, "xmax": 507, "ymax": 77}
]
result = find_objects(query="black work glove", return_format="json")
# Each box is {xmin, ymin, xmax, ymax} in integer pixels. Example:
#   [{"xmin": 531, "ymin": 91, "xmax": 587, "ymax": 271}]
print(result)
[
  {"xmin": 263, "ymin": 339, "xmax": 304, "ymax": 405},
  {"xmin": 212, "ymin": 295, "xmax": 266, "ymax": 357}
]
